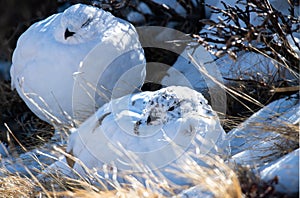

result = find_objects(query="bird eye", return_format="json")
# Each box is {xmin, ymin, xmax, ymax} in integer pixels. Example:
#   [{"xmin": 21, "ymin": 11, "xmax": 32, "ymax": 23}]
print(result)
[
  {"xmin": 168, "ymin": 106, "xmax": 175, "ymax": 111},
  {"xmin": 81, "ymin": 18, "xmax": 93, "ymax": 28},
  {"xmin": 146, "ymin": 116, "xmax": 152, "ymax": 124},
  {"xmin": 64, "ymin": 28, "xmax": 75, "ymax": 39}
]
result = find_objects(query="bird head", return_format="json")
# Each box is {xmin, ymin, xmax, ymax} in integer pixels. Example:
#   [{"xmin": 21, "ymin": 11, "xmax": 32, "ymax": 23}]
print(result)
[{"xmin": 58, "ymin": 4, "xmax": 116, "ymax": 44}]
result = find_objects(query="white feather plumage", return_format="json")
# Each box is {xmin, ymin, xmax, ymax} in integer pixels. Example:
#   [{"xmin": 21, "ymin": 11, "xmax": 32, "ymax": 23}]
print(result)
[
  {"xmin": 66, "ymin": 86, "xmax": 229, "ymax": 184},
  {"xmin": 10, "ymin": 4, "xmax": 146, "ymax": 125}
]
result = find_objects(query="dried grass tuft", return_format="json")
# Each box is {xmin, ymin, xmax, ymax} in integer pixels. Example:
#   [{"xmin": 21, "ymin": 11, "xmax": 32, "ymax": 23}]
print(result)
[
  {"xmin": 0, "ymin": 80, "xmax": 54, "ymax": 152},
  {"xmin": 0, "ymin": 169, "xmax": 34, "ymax": 197}
]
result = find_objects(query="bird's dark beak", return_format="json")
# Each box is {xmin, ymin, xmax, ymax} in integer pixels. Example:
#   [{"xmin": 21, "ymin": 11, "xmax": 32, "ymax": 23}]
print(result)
[{"xmin": 64, "ymin": 28, "xmax": 75, "ymax": 39}]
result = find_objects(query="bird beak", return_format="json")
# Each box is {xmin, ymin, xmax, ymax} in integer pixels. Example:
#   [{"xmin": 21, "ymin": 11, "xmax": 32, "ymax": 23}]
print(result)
[{"xmin": 64, "ymin": 28, "xmax": 75, "ymax": 39}]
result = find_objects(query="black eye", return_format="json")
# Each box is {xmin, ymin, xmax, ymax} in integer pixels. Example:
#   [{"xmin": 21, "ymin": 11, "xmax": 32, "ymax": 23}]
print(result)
[
  {"xmin": 168, "ymin": 106, "xmax": 175, "ymax": 111},
  {"xmin": 81, "ymin": 18, "xmax": 93, "ymax": 28},
  {"xmin": 146, "ymin": 116, "xmax": 151, "ymax": 124},
  {"xmin": 64, "ymin": 28, "xmax": 75, "ymax": 39}
]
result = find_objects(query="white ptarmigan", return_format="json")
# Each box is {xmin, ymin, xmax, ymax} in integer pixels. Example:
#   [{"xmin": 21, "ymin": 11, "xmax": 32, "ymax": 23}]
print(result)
[
  {"xmin": 10, "ymin": 4, "xmax": 146, "ymax": 125},
  {"xmin": 65, "ymin": 86, "xmax": 229, "ymax": 184}
]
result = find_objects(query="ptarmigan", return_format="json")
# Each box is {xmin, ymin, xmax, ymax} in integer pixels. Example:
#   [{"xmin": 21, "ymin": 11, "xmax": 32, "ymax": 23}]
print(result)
[
  {"xmin": 65, "ymin": 86, "xmax": 229, "ymax": 184},
  {"xmin": 10, "ymin": 4, "xmax": 146, "ymax": 125}
]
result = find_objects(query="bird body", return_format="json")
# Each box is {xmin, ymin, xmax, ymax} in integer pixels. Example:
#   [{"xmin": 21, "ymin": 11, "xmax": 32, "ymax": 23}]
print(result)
[
  {"xmin": 66, "ymin": 86, "xmax": 229, "ymax": 184},
  {"xmin": 10, "ymin": 4, "xmax": 146, "ymax": 125}
]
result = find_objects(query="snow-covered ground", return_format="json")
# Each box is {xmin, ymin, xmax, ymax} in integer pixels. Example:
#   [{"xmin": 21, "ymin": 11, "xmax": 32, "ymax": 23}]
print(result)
[
  {"xmin": 228, "ymin": 94, "xmax": 299, "ymax": 167},
  {"xmin": 127, "ymin": 0, "xmax": 220, "ymax": 26},
  {"xmin": 0, "ymin": 140, "xmax": 61, "ymax": 177},
  {"xmin": 163, "ymin": 0, "xmax": 299, "ymax": 96},
  {"xmin": 260, "ymin": 148, "xmax": 299, "ymax": 195},
  {"xmin": 225, "ymin": 93, "xmax": 299, "ymax": 196}
]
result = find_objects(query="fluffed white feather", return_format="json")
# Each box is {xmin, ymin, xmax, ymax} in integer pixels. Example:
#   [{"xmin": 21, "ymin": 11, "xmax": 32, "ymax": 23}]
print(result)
[
  {"xmin": 67, "ymin": 86, "xmax": 229, "ymax": 184},
  {"xmin": 10, "ymin": 4, "xmax": 146, "ymax": 125}
]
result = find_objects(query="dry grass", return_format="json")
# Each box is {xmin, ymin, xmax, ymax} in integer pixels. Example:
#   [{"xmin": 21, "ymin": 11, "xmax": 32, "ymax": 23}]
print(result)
[
  {"xmin": 2, "ymin": 152, "xmax": 241, "ymax": 198},
  {"xmin": 0, "ymin": 153, "xmax": 242, "ymax": 197},
  {"xmin": 0, "ymin": 80, "xmax": 54, "ymax": 152},
  {"xmin": 0, "ymin": 169, "xmax": 34, "ymax": 197},
  {"xmin": 234, "ymin": 164, "xmax": 298, "ymax": 198}
]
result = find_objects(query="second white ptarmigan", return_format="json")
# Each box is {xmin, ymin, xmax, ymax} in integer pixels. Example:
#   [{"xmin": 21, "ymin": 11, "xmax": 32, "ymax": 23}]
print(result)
[
  {"xmin": 10, "ymin": 4, "xmax": 146, "ymax": 125},
  {"xmin": 65, "ymin": 86, "xmax": 229, "ymax": 184}
]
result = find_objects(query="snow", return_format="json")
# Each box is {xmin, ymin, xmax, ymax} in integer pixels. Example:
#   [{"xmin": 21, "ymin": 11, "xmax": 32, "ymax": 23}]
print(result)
[
  {"xmin": 203, "ymin": 0, "xmax": 300, "ymax": 20},
  {"xmin": 0, "ymin": 142, "xmax": 9, "ymax": 158},
  {"xmin": 163, "ymin": 48, "xmax": 295, "ymax": 95},
  {"xmin": 152, "ymin": 0, "xmax": 186, "ymax": 17},
  {"xmin": 177, "ymin": 185, "xmax": 214, "ymax": 198},
  {"xmin": 228, "ymin": 94, "xmax": 299, "ymax": 167},
  {"xmin": 10, "ymin": 4, "xmax": 146, "ymax": 125},
  {"xmin": 137, "ymin": 2, "xmax": 152, "ymax": 15},
  {"xmin": 287, "ymin": 31, "xmax": 300, "ymax": 57},
  {"xmin": 162, "ymin": 0, "xmax": 298, "ymax": 98},
  {"xmin": 127, "ymin": 11, "xmax": 145, "ymax": 25},
  {"xmin": 129, "ymin": 0, "xmax": 220, "ymax": 25},
  {"xmin": 203, "ymin": 0, "xmax": 220, "ymax": 18},
  {"xmin": 270, "ymin": 0, "xmax": 299, "ymax": 16},
  {"xmin": 203, "ymin": 0, "xmax": 299, "ymax": 31},
  {"xmin": 66, "ymin": 86, "xmax": 229, "ymax": 184},
  {"xmin": 41, "ymin": 155, "xmax": 75, "ymax": 178},
  {"xmin": 0, "ymin": 144, "xmax": 60, "ymax": 177},
  {"xmin": 200, "ymin": 0, "xmax": 300, "ymax": 52},
  {"xmin": 260, "ymin": 148, "xmax": 299, "ymax": 195},
  {"xmin": 138, "ymin": 0, "xmax": 220, "ymax": 19}
]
